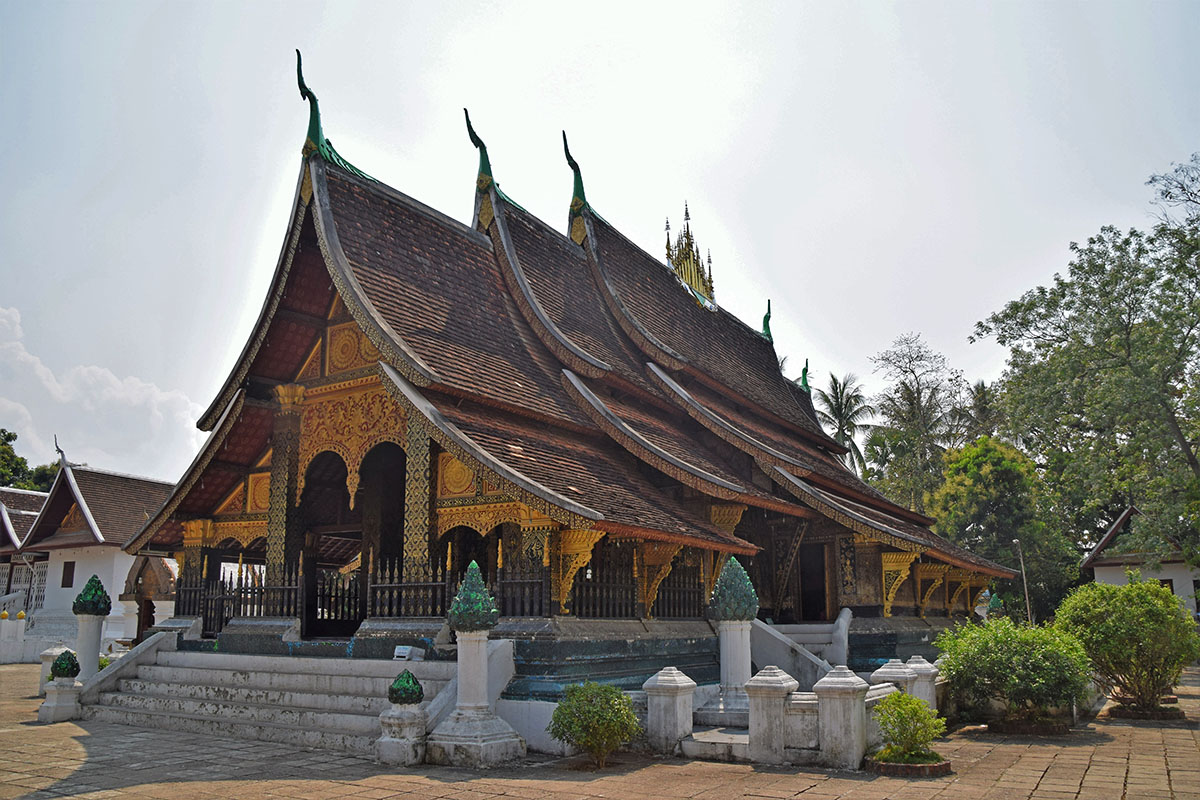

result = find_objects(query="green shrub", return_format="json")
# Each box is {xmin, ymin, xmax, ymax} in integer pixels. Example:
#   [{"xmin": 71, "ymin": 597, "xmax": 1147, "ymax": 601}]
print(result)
[
  {"xmin": 872, "ymin": 690, "xmax": 946, "ymax": 763},
  {"xmin": 547, "ymin": 681, "xmax": 641, "ymax": 768},
  {"xmin": 388, "ymin": 669, "xmax": 424, "ymax": 705},
  {"xmin": 1055, "ymin": 576, "xmax": 1200, "ymax": 711},
  {"xmin": 50, "ymin": 650, "xmax": 80, "ymax": 679},
  {"xmin": 98, "ymin": 655, "xmax": 112, "ymax": 671},
  {"xmin": 936, "ymin": 617, "xmax": 1089, "ymax": 720}
]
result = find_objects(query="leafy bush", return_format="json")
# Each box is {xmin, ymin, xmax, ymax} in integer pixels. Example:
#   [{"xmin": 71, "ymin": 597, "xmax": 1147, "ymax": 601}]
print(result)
[
  {"xmin": 50, "ymin": 650, "xmax": 80, "ymax": 679},
  {"xmin": 1055, "ymin": 576, "xmax": 1200, "ymax": 710},
  {"xmin": 936, "ymin": 617, "xmax": 1089, "ymax": 720},
  {"xmin": 98, "ymin": 655, "xmax": 112, "ymax": 671},
  {"xmin": 872, "ymin": 690, "xmax": 946, "ymax": 763},
  {"xmin": 388, "ymin": 669, "xmax": 424, "ymax": 705},
  {"xmin": 547, "ymin": 681, "xmax": 642, "ymax": 768}
]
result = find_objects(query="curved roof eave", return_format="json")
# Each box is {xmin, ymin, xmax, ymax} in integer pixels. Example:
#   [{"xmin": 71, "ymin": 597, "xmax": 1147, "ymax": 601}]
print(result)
[
  {"xmin": 308, "ymin": 157, "xmax": 441, "ymax": 388},
  {"xmin": 772, "ymin": 465, "xmax": 1015, "ymax": 579},
  {"xmin": 377, "ymin": 362, "xmax": 602, "ymax": 526},
  {"xmin": 197, "ymin": 165, "xmax": 309, "ymax": 432},
  {"xmin": 0, "ymin": 503, "xmax": 20, "ymax": 550},
  {"xmin": 125, "ymin": 390, "xmax": 246, "ymax": 554},
  {"xmin": 488, "ymin": 189, "xmax": 611, "ymax": 377}
]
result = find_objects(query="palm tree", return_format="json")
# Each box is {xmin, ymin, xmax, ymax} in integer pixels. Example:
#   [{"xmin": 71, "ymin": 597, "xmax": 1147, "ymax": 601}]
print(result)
[
  {"xmin": 813, "ymin": 373, "xmax": 875, "ymax": 476},
  {"xmin": 952, "ymin": 380, "xmax": 1005, "ymax": 443}
]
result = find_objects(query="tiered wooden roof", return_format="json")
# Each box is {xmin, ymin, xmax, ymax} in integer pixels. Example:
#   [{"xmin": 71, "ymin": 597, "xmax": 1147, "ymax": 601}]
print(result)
[
  {"xmin": 128, "ymin": 59, "xmax": 1014, "ymax": 578},
  {"xmin": 0, "ymin": 487, "xmax": 46, "ymax": 556}
]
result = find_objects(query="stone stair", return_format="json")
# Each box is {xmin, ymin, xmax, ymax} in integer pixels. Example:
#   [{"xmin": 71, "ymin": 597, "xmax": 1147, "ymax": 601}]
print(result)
[{"xmin": 82, "ymin": 650, "xmax": 454, "ymax": 756}]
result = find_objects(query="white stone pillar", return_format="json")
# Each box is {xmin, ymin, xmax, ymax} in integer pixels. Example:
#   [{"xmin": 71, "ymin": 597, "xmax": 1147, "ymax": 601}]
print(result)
[
  {"xmin": 718, "ymin": 619, "xmax": 752, "ymax": 702},
  {"xmin": 455, "ymin": 630, "xmax": 490, "ymax": 713},
  {"xmin": 38, "ymin": 677, "xmax": 80, "ymax": 723},
  {"xmin": 869, "ymin": 658, "xmax": 917, "ymax": 694},
  {"xmin": 38, "ymin": 646, "xmax": 69, "ymax": 698},
  {"xmin": 75, "ymin": 614, "xmax": 104, "ymax": 681},
  {"xmin": 377, "ymin": 704, "xmax": 428, "ymax": 766},
  {"xmin": 814, "ymin": 665, "xmax": 870, "ymax": 770},
  {"xmin": 745, "ymin": 666, "xmax": 799, "ymax": 765},
  {"xmin": 120, "ymin": 601, "xmax": 140, "ymax": 641},
  {"xmin": 642, "ymin": 667, "xmax": 697, "ymax": 754},
  {"xmin": 906, "ymin": 655, "xmax": 939, "ymax": 709}
]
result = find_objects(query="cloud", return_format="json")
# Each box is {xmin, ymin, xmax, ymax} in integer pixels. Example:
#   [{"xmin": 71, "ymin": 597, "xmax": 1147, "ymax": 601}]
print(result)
[{"xmin": 0, "ymin": 306, "xmax": 204, "ymax": 481}]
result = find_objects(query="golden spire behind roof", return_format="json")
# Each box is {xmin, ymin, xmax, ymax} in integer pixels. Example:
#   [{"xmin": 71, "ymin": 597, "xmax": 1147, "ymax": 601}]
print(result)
[{"xmin": 665, "ymin": 203, "xmax": 715, "ymax": 302}]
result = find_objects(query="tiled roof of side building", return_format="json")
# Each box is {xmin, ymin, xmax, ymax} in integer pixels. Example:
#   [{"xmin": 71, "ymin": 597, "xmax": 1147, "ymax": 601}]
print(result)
[
  {"xmin": 586, "ymin": 213, "xmax": 838, "ymax": 446},
  {"xmin": 0, "ymin": 487, "xmax": 48, "ymax": 514},
  {"xmin": 496, "ymin": 198, "xmax": 660, "ymax": 395},
  {"xmin": 430, "ymin": 394, "xmax": 755, "ymax": 553},
  {"xmin": 323, "ymin": 166, "xmax": 588, "ymax": 427},
  {"xmin": 72, "ymin": 468, "xmax": 174, "ymax": 548}
]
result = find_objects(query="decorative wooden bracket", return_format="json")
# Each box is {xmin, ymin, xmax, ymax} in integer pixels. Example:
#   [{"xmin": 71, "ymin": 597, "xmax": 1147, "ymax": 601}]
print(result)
[
  {"xmin": 708, "ymin": 503, "xmax": 747, "ymax": 533},
  {"xmin": 555, "ymin": 529, "xmax": 605, "ymax": 614},
  {"xmin": 703, "ymin": 551, "xmax": 730, "ymax": 602},
  {"xmin": 639, "ymin": 542, "xmax": 682, "ymax": 618},
  {"xmin": 881, "ymin": 551, "xmax": 920, "ymax": 618},
  {"xmin": 181, "ymin": 518, "xmax": 215, "ymax": 548},
  {"xmin": 915, "ymin": 563, "xmax": 950, "ymax": 618},
  {"xmin": 945, "ymin": 568, "xmax": 974, "ymax": 614}
]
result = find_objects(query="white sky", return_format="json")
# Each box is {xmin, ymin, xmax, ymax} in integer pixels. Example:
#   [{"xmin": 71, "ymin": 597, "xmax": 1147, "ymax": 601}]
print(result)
[{"xmin": 2, "ymin": 1, "xmax": 1197, "ymax": 481}]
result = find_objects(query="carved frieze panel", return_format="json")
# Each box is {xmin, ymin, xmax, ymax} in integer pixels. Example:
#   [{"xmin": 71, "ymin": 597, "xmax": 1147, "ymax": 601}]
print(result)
[
  {"xmin": 215, "ymin": 484, "xmax": 245, "ymax": 517},
  {"xmin": 247, "ymin": 473, "xmax": 271, "ymax": 513},
  {"xmin": 325, "ymin": 321, "xmax": 382, "ymax": 376},
  {"xmin": 437, "ymin": 453, "xmax": 477, "ymax": 499}
]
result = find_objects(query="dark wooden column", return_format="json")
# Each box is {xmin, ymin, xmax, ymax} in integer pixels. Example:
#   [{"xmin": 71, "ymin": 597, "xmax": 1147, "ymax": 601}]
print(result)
[{"xmin": 266, "ymin": 384, "xmax": 305, "ymax": 585}]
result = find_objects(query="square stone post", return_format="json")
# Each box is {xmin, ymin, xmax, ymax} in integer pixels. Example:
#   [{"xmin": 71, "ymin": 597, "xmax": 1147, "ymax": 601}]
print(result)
[
  {"xmin": 377, "ymin": 704, "xmax": 428, "ymax": 766},
  {"xmin": 75, "ymin": 614, "xmax": 104, "ymax": 681},
  {"xmin": 869, "ymin": 658, "xmax": 917, "ymax": 694},
  {"xmin": 38, "ymin": 677, "xmax": 80, "ymax": 723},
  {"xmin": 642, "ymin": 667, "xmax": 697, "ymax": 754},
  {"xmin": 745, "ymin": 666, "xmax": 799, "ymax": 764},
  {"xmin": 906, "ymin": 655, "xmax": 939, "ymax": 708},
  {"xmin": 814, "ymin": 665, "xmax": 870, "ymax": 770}
]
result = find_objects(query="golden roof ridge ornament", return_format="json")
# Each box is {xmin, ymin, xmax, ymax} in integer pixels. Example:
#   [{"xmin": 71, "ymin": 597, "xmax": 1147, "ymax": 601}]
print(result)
[
  {"xmin": 463, "ymin": 108, "xmax": 492, "ymax": 191},
  {"xmin": 665, "ymin": 203, "xmax": 715, "ymax": 304},
  {"xmin": 294, "ymin": 50, "xmax": 370, "ymax": 180}
]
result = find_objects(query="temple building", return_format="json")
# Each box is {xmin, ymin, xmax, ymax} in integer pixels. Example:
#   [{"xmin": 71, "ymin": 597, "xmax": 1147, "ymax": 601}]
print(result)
[{"xmin": 127, "ymin": 56, "xmax": 1013, "ymax": 693}]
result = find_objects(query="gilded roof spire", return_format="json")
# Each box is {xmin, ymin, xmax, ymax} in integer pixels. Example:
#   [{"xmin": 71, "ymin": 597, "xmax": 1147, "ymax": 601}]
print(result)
[
  {"xmin": 463, "ymin": 108, "xmax": 492, "ymax": 190},
  {"xmin": 563, "ymin": 131, "xmax": 588, "ymax": 244}
]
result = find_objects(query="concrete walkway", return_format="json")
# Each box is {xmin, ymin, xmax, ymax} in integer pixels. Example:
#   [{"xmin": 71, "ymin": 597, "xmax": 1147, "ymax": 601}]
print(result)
[{"xmin": 0, "ymin": 663, "xmax": 1197, "ymax": 800}]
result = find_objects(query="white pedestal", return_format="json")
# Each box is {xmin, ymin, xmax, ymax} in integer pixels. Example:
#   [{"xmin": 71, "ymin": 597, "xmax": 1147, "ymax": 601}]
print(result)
[
  {"xmin": 696, "ymin": 619, "xmax": 752, "ymax": 727},
  {"xmin": 814, "ymin": 665, "xmax": 869, "ymax": 770},
  {"xmin": 377, "ymin": 704, "xmax": 427, "ymax": 766},
  {"xmin": 905, "ymin": 655, "xmax": 940, "ymax": 709},
  {"xmin": 746, "ymin": 666, "xmax": 799, "ymax": 764},
  {"xmin": 38, "ymin": 677, "xmax": 81, "ymax": 723},
  {"xmin": 75, "ymin": 614, "xmax": 104, "ymax": 681},
  {"xmin": 869, "ymin": 658, "xmax": 917, "ymax": 694},
  {"xmin": 120, "ymin": 601, "xmax": 140, "ymax": 640},
  {"xmin": 643, "ymin": 667, "xmax": 697, "ymax": 754},
  {"xmin": 38, "ymin": 646, "xmax": 70, "ymax": 698},
  {"xmin": 426, "ymin": 630, "xmax": 525, "ymax": 767}
]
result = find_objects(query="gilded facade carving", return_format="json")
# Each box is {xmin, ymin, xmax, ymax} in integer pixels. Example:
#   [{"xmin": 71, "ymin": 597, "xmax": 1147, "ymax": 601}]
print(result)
[
  {"xmin": 402, "ymin": 425, "xmax": 433, "ymax": 581},
  {"xmin": 213, "ymin": 519, "xmax": 269, "ymax": 548},
  {"xmin": 945, "ymin": 568, "xmax": 974, "ymax": 614},
  {"xmin": 554, "ymin": 529, "xmax": 605, "ymax": 613},
  {"xmin": 881, "ymin": 551, "xmax": 920, "ymax": 618},
  {"xmin": 60, "ymin": 503, "xmax": 88, "ymax": 533},
  {"xmin": 247, "ymin": 473, "xmax": 271, "ymax": 513},
  {"xmin": 437, "ymin": 452, "xmax": 477, "ymax": 498},
  {"xmin": 296, "ymin": 378, "xmax": 407, "ymax": 505},
  {"xmin": 709, "ymin": 503, "xmax": 747, "ymax": 533},
  {"xmin": 915, "ymin": 563, "xmax": 950, "ymax": 617},
  {"xmin": 215, "ymin": 484, "xmax": 245, "ymax": 516},
  {"xmin": 638, "ymin": 542, "xmax": 682, "ymax": 618},
  {"xmin": 325, "ymin": 321, "xmax": 382, "ymax": 375},
  {"xmin": 838, "ymin": 534, "xmax": 857, "ymax": 597}
]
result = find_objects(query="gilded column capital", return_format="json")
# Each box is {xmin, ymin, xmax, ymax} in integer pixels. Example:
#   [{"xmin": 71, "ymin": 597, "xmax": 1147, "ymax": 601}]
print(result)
[
  {"xmin": 181, "ymin": 518, "xmax": 214, "ymax": 548},
  {"xmin": 274, "ymin": 383, "xmax": 306, "ymax": 413},
  {"xmin": 708, "ymin": 503, "xmax": 747, "ymax": 534}
]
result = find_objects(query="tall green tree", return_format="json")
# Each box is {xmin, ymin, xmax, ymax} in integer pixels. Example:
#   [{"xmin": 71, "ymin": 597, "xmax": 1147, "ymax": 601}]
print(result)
[
  {"xmin": 867, "ymin": 334, "xmax": 963, "ymax": 512},
  {"xmin": 0, "ymin": 428, "xmax": 58, "ymax": 492},
  {"xmin": 927, "ymin": 437, "xmax": 1080, "ymax": 621},
  {"xmin": 814, "ymin": 373, "xmax": 875, "ymax": 476},
  {"xmin": 952, "ymin": 380, "xmax": 1005, "ymax": 442},
  {"xmin": 976, "ymin": 191, "xmax": 1200, "ymax": 559}
]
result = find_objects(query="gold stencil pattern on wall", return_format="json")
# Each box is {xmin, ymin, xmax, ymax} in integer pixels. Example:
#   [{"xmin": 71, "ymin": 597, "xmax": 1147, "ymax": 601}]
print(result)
[
  {"xmin": 325, "ymin": 322, "xmax": 382, "ymax": 375},
  {"xmin": 248, "ymin": 473, "xmax": 271, "ymax": 513}
]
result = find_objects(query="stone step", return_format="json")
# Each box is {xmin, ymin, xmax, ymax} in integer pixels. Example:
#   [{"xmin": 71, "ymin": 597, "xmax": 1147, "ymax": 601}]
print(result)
[
  {"xmin": 680, "ymin": 726, "xmax": 750, "ymax": 762},
  {"xmin": 117, "ymin": 678, "xmax": 398, "ymax": 716},
  {"xmin": 95, "ymin": 691, "xmax": 382, "ymax": 737},
  {"xmin": 81, "ymin": 703, "xmax": 378, "ymax": 756},
  {"xmin": 155, "ymin": 650, "xmax": 454, "ymax": 681},
  {"xmin": 134, "ymin": 663, "xmax": 447, "ymax": 699}
]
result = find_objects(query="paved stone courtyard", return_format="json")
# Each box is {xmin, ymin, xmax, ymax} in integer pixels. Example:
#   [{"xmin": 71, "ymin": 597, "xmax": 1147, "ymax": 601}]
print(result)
[{"xmin": 0, "ymin": 664, "xmax": 1197, "ymax": 800}]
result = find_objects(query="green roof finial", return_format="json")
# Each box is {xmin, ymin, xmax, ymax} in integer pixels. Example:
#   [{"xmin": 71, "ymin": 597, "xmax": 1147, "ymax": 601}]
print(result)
[
  {"xmin": 296, "ymin": 50, "xmax": 323, "ymax": 155},
  {"xmin": 73, "ymin": 575, "xmax": 112, "ymax": 616},
  {"xmin": 762, "ymin": 299, "xmax": 773, "ymax": 343},
  {"xmin": 563, "ymin": 131, "xmax": 589, "ymax": 244},
  {"xmin": 800, "ymin": 359, "xmax": 810, "ymax": 394},
  {"xmin": 464, "ymin": 108, "xmax": 493, "ymax": 190}
]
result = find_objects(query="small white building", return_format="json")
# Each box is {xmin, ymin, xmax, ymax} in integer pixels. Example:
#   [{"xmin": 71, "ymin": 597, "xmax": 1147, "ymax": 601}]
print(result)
[
  {"xmin": 14, "ymin": 450, "xmax": 175, "ymax": 656},
  {"xmin": 1082, "ymin": 506, "xmax": 1199, "ymax": 620},
  {"xmin": 1, "ymin": 486, "xmax": 50, "ymax": 616}
]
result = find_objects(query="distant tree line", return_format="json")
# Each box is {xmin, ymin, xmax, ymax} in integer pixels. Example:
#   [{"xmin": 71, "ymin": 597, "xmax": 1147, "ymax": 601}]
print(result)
[{"xmin": 0, "ymin": 429, "xmax": 59, "ymax": 492}]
